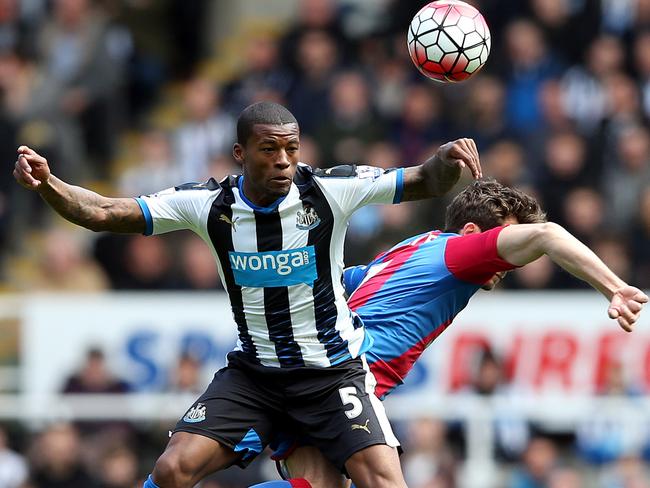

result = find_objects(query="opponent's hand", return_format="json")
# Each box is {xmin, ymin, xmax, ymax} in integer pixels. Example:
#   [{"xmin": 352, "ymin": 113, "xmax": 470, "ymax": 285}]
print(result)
[
  {"xmin": 437, "ymin": 138, "xmax": 482, "ymax": 179},
  {"xmin": 608, "ymin": 286, "xmax": 648, "ymax": 332},
  {"xmin": 13, "ymin": 146, "xmax": 51, "ymax": 190}
]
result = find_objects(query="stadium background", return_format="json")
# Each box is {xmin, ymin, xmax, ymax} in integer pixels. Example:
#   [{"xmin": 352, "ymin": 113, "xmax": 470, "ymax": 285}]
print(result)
[{"xmin": 1, "ymin": 0, "xmax": 650, "ymax": 486}]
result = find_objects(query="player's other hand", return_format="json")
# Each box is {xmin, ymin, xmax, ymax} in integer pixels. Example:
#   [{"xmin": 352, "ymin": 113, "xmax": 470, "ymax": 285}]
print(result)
[
  {"xmin": 13, "ymin": 146, "xmax": 51, "ymax": 190},
  {"xmin": 437, "ymin": 138, "xmax": 482, "ymax": 179},
  {"xmin": 608, "ymin": 285, "xmax": 649, "ymax": 332}
]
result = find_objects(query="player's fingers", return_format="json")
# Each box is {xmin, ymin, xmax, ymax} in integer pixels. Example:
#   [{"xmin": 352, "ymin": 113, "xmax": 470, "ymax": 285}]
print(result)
[
  {"xmin": 608, "ymin": 307, "xmax": 620, "ymax": 319},
  {"xmin": 636, "ymin": 291, "xmax": 649, "ymax": 303},
  {"xmin": 17, "ymin": 145, "xmax": 36, "ymax": 156},
  {"xmin": 458, "ymin": 139, "xmax": 480, "ymax": 179},
  {"xmin": 618, "ymin": 316, "xmax": 633, "ymax": 332},
  {"xmin": 23, "ymin": 153, "xmax": 47, "ymax": 166},
  {"xmin": 13, "ymin": 168, "xmax": 38, "ymax": 188},
  {"xmin": 451, "ymin": 142, "xmax": 478, "ymax": 177},
  {"xmin": 17, "ymin": 156, "xmax": 32, "ymax": 173},
  {"xmin": 617, "ymin": 304, "xmax": 637, "ymax": 324},
  {"xmin": 466, "ymin": 138, "xmax": 483, "ymax": 178},
  {"xmin": 628, "ymin": 300, "xmax": 643, "ymax": 313}
]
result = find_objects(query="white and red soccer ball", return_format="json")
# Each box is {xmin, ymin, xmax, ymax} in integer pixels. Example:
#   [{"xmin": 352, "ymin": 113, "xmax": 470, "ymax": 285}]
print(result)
[{"xmin": 407, "ymin": 0, "xmax": 491, "ymax": 83}]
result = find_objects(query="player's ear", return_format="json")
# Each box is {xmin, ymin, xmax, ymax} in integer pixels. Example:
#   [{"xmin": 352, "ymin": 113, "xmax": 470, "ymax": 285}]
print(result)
[
  {"xmin": 459, "ymin": 222, "xmax": 482, "ymax": 235},
  {"xmin": 233, "ymin": 143, "xmax": 244, "ymax": 166}
]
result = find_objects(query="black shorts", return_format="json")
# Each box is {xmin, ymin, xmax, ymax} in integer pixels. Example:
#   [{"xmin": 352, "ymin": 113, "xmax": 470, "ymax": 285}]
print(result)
[{"xmin": 174, "ymin": 352, "xmax": 399, "ymax": 470}]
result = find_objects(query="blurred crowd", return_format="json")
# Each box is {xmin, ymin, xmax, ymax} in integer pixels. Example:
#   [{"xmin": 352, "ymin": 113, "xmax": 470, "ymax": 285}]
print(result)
[
  {"xmin": 2, "ymin": 0, "xmax": 650, "ymax": 292},
  {"xmin": 2, "ymin": 0, "xmax": 650, "ymax": 486},
  {"xmin": 3, "ymin": 344, "xmax": 650, "ymax": 487}
]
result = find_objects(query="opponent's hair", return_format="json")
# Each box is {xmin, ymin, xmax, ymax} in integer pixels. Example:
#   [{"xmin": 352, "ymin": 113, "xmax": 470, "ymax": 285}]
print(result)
[
  {"xmin": 237, "ymin": 102, "xmax": 298, "ymax": 144},
  {"xmin": 444, "ymin": 179, "xmax": 546, "ymax": 233}
]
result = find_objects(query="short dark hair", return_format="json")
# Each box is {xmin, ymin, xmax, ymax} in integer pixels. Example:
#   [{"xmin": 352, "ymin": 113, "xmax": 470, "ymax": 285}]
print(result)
[
  {"xmin": 444, "ymin": 179, "xmax": 546, "ymax": 233},
  {"xmin": 236, "ymin": 102, "xmax": 298, "ymax": 144}
]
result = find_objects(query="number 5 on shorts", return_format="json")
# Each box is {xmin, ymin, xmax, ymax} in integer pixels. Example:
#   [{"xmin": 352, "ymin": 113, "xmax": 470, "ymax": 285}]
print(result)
[{"xmin": 339, "ymin": 386, "xmax": 363, "ymax": 419}]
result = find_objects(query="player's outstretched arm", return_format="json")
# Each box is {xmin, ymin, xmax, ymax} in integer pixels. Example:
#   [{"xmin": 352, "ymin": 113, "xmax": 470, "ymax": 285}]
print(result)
[
  {"xmin": 13, "ymin": 146, "xmax": 145, "ymax": 233},
  {"xmin": 497, "ymin": 223, "xmax": 649, "ymax": 332},
  {"xmin": 401, "ymin": 138, "xmax": 482, "ymax": 201}
]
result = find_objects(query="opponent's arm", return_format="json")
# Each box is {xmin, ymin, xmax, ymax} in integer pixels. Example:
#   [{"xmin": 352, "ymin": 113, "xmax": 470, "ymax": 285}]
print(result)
[
  {"xmin": 13, "ymin": 146, "xmax": 145, "ymax": 233},
  {"xmin": 402, "ymin": 138, "xmax": 482, "ymax": 201},
  {"xmin": 497, "ymin": 223, "xmax": 649, "ymax": 332}
]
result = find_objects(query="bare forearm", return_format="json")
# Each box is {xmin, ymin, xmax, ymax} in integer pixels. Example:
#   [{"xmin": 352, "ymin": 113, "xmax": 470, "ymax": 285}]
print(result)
[
  {"xmin": 38, "ymin": 175, "xmax": 144, "ymax": 233},
  {"xmin": 402, "ymin": 154, "xmax": 461, "ymax": 201},
  {"xmin": 543, "ymin": 225, "xmax": 625, "ymax": 300},
  {"xmin": 499, "ymin": 224, "xmax": 626, "ymax": 300}
]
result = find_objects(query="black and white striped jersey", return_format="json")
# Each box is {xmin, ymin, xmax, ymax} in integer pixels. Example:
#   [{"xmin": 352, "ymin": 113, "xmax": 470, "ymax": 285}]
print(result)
[{"xmin": 136, "ymin": 163, "xmax": 404, "ymax": 368}]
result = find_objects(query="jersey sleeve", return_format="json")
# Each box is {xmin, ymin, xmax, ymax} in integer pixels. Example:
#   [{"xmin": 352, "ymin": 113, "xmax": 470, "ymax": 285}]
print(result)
[
  {"xmin": 444, "ymin": 226, "xmax": 519, "ymax": 285},
  {"xmin": 343, "ymin": 265, "xmax": 368, "ymax": 295},
  {"xmin": 135, "ymin": 183, "xmax": 218, "ymax": 236},
  {"xmin": 314, "ymin": 165, "xmax": 404, "ymax": 216}
]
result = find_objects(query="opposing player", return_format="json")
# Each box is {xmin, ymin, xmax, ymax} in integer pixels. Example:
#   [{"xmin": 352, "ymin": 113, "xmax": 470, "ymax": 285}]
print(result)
[
  {"xmin": 13, "ymin": 101, "xmax": 483, "ymax": 488},
  {"xmin": 256, "ymin": 179, "xmax": 648, "ymax": 488}
]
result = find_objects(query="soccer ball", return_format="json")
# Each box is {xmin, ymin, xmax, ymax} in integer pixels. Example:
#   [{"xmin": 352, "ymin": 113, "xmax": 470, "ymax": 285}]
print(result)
[{"xmin": 407, "ymin": 0, "xmax": 491, "ymax": 83}]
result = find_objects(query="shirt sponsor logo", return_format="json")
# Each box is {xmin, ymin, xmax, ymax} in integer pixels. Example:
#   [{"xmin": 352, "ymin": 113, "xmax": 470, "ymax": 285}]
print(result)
[
  {"xmin": 229, "ymin": 246, "xmax": 317, "ymax": 288},
  {"xmin": 296, "ymin": 206, "xmax": 320, "ymax": 230}
]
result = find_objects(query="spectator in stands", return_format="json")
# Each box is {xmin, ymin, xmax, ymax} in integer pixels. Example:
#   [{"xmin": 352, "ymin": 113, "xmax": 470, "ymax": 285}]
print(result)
[
  {"xmin": 95, "ymin": 446, "xmax": 139, "ymax": 488},
  {"xmin": 28, "ymin": 423, "xmax": 98, "ymax": 488},
  {"xmin": 508, "ymin": 436, "xmax": 558, "ymax": 488},
  {"xmin": 119, "ymin": 235, "xmax": 174, "ymax": 290},
  {"xmin": 0, "ymin": 425, "xmax": 27, "ymax": 488},
  {"xmin": 62, "ymin": 347, "xmax": 129, "ymax": 394},
  {"xmin": 482, "ymin": 140, "xmax": 527, "ymax": 188},
  {"xmin": 630, "ymin": 186, "xmax": 650, "ymax": 288},
  {"xmin": 390, "ymin": 84, "xmax": 447, "ymax": 164},
  {"xmin": 34, "ymin": 0, "xmax": 129, "ymax": 171},
  {"xmin": 287, "ymin": 29, "xmax": 340, "ymax": 135},
  {"xmin": 604, "ymin": 125, "xmax": 650, "ymax": 231},
  {"xmin": 538, "ymin": 131, "xmax": 591, "ymax": 224},
  {"xmin": 315, "ymin": 70, "xmax": 385, "ymax": 164},
  {"xmin": 174, "ymin": 235, "xmax": 221, "ymax": 291},
  {"xmin": 118, "ymin": 128, "xmax": 179, "ymax": 197},
  {"xmin": 502, "ymin": 19, "xmax": 562, "ymax": 135},
  {"xmin": 548, "ymin": 465, "xmax": 584, "ymax": 488},
  {"xmin": 465, "ymin": 348, "xmax": 531, "ymax": 460},
  {"xmin": 223, "ymin": 31, "xmax": 292, "ymax": 115},
  {"xmin": 402, "ymin": 418, "xmax": 456, "ymax": 488},
  {"xmin": 460, "ymin": 76, "xmax": 509, "ymax": 150},
  {"xmin": 166, "ymin": 352, "xmax": 203, "ymax": 394},
  {"xmin": 561, "ymin": 35, "xmax": 624, "ymax": 134},
  {"xmin": 577, "ymin": 361, "xmax": 646, "ymax": 466},
  {"xmin": 561, "ymin": 187, "xmax": 604, "ymax": 245},
  {"xmin": 174, "ymin": 77, "xmax": 235, "ymax": 182},
  {"xmin": 15, "ymin": 227, "xmax": 108, "ymax": 292}
]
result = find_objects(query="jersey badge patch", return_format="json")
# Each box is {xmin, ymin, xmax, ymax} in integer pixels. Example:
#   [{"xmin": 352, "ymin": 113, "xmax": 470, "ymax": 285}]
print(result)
[
  {"xmin": 183, "ymin": 403, "xmax": 206, "ymax": 423},
  {"xmin": 296, "ymin": 206, "xmax": 320, "ymax": 230},
  {"xmin": 357, "ymin": 166, "xmax": 382, "ymax": 181}
]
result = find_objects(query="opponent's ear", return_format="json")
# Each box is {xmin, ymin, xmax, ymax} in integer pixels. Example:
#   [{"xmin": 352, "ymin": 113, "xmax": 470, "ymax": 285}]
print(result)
[
  {"xmin": 233, "ymin": 143, "xmax": 244, "ymax": 166},
  {"xmin": 459, "ymin": 222, "xmax": 482, "ymax": 235}
]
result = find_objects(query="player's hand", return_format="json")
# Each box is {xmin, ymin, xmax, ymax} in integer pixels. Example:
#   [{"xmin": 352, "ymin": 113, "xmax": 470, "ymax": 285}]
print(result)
[
  {"xmin": 608, "ymin": 286, "xmax": 648, "ymax": 332},
  {"xmin": 437, "ymin": 138, "xmax": 482, "ymax": 179},
  {"xmin": 13, "ymin": 146, "xmax": 51, "ymax": 190}
]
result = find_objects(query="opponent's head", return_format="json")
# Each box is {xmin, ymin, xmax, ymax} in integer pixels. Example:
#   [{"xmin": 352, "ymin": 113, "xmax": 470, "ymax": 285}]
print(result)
[
  {"xmin": 444, "ymin": 179, "xmax": 547, "ymax": 289},
  {"xmin": 233, "ymin": 102, "xmax": 300, "ymax": 205}
]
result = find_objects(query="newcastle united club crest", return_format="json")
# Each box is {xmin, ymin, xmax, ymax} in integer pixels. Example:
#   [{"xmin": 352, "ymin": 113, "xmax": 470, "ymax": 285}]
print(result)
[{"xmin": 296, "ymin": 206, "xmax": 321, "ymax": 230}]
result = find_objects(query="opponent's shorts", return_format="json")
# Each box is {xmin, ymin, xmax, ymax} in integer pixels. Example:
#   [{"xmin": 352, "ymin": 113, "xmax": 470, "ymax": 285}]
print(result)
[{"xmin": 174, "ymin": 352, "xmax": 399, "ymax": 471}]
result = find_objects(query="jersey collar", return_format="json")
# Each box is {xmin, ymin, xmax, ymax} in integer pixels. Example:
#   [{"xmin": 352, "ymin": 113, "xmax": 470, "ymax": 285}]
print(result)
[{"xmin": 237, "ymin": 176, "xmax": 288, "ymax": 214}]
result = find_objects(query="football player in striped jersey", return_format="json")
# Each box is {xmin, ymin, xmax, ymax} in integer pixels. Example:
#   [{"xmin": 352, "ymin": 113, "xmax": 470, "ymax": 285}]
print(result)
[{"xmin": 14, "ymin": 101, "xmax": 482, "ymax": 488}]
